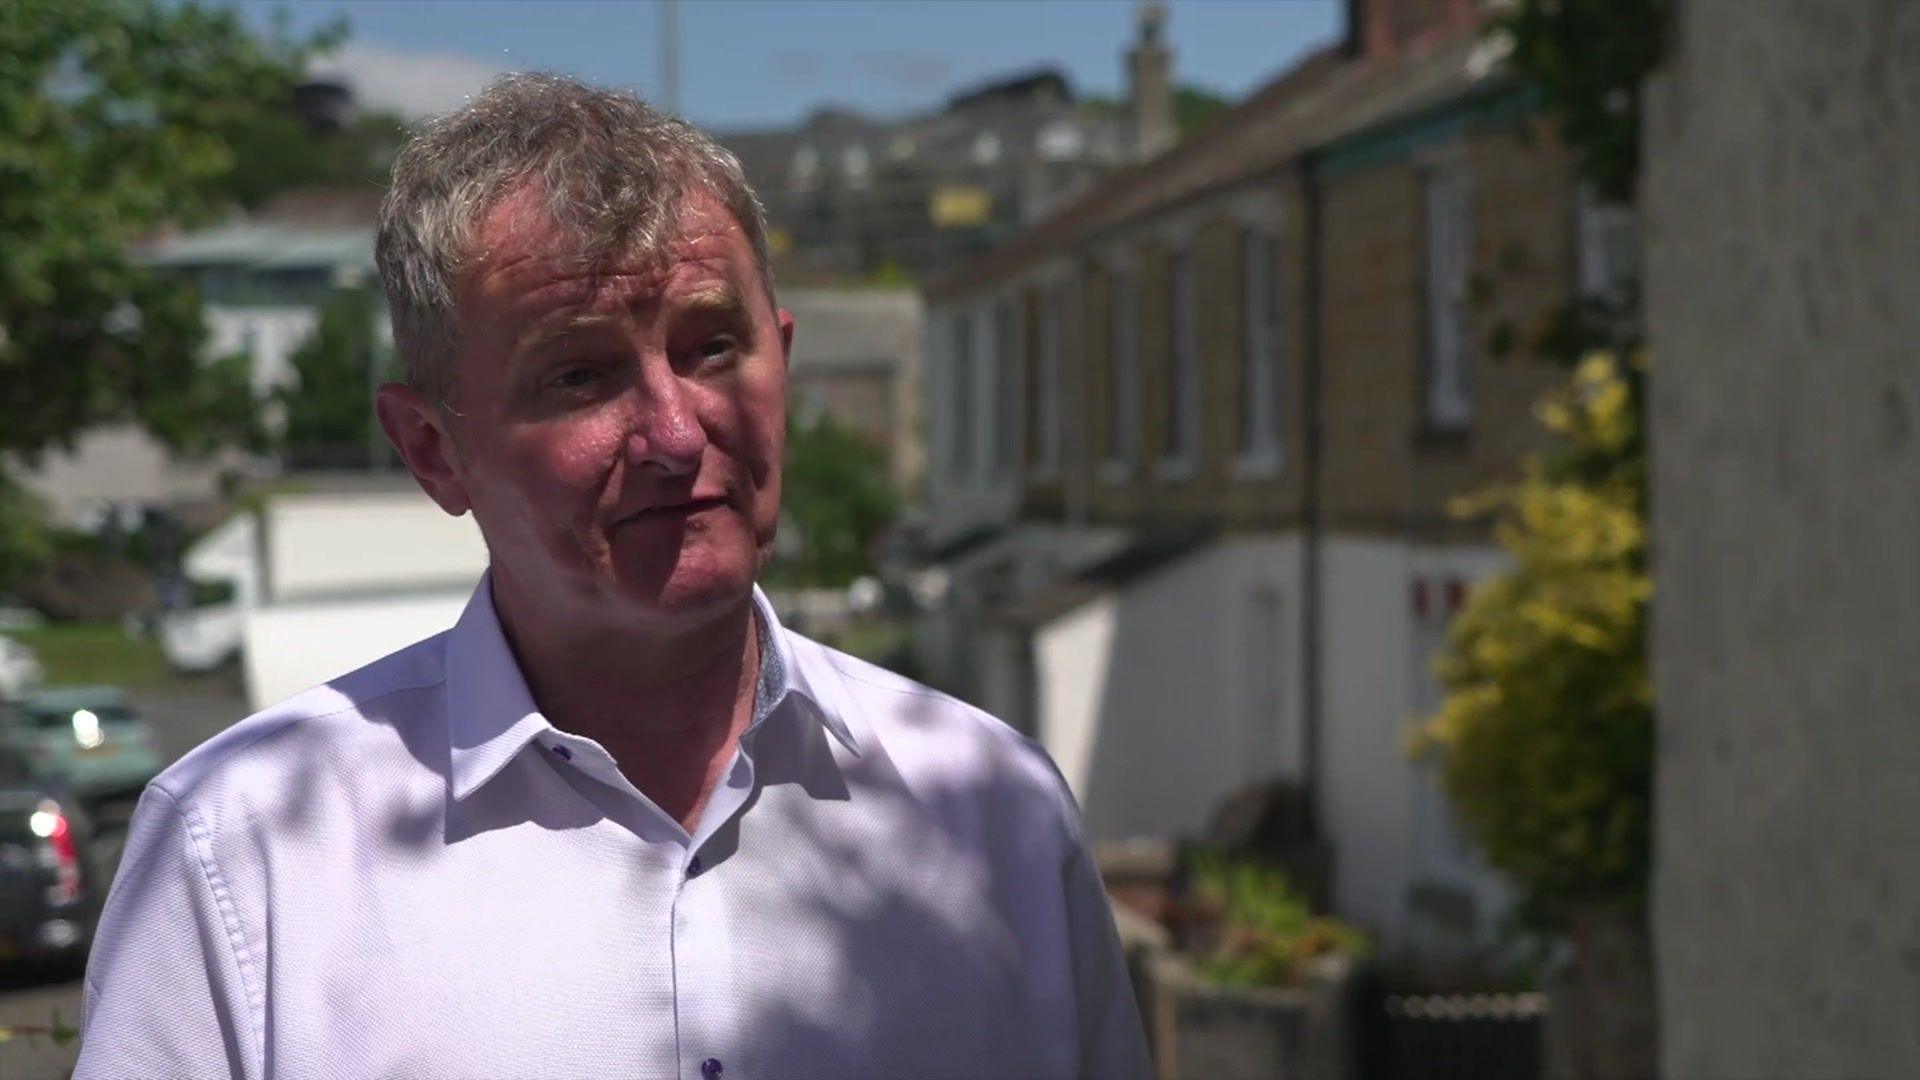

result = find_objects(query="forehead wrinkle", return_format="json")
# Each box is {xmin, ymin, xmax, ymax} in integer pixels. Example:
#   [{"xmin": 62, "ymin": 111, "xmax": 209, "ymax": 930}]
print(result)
[{"xmin": 515, "ymin": 310, "xmax": 630, "ymax": 356}]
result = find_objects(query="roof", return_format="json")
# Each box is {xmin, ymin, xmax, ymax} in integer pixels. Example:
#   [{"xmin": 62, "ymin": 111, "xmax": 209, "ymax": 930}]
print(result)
[
  {"xmin": 140, "ymin": 222, "xmax": 375, "ymax": 272},
  {"xmin": 252, "ymin": 187, "xmax": 385, "ymax": 228},
  {"xmin": 947, "ymin": 68, "xmax": 1074, "ymax": 111},
  {"xmin": 139, "ymin": 186, "xmax": 380, "ymax": 273},
  {"xmin": 926, "ymin": 33, "xmax": 1501, "ymax": 299}
]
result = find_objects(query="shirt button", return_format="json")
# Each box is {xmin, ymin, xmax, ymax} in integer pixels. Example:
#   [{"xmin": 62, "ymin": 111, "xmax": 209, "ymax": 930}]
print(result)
[
  {"xmin": 549, "ymin": 744, "xmax": 572, "ymax": 761},
  {"xmin": 700, "ymin": 1057, "xmax": 723, "ymax": 1080},
  {"xmin": 687, "ymin": 855, "xmax": 703, "ymax": 877}
]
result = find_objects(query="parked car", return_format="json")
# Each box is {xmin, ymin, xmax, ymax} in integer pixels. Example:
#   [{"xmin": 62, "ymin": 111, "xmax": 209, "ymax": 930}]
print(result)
[
  {"xmin": 1, "ymin": 687, "xmax": 164, "ymax": 812},
  {"xmin": 0, "ymin": 746, "xmax": 101, "ymax": 964},
  {"xmin": 0, "ymin": 633, "xmax": 44, "ymax": 700}
]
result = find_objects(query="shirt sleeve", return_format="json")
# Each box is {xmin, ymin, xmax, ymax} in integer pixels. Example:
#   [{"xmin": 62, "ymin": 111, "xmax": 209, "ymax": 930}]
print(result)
[
  {"xmin": 1062, "ymin": 839, "xmax": 1154, "ymax": 1080},
  {"xmin": 75, "ymin": 783, "xmax": 257, "ymax": 1080}
]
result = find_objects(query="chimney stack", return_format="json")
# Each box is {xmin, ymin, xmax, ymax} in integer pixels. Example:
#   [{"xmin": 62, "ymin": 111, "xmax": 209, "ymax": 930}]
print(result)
[
  {"xmin": 1348, "ymin": 0, "xmax": 1483, "ymax": 61},
  {"xmin": 1126, "ymin": 1, "xmax": 1176, "ymax": 162}
]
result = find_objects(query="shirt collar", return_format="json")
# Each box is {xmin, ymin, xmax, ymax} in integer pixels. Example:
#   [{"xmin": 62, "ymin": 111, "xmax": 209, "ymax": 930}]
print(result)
[{"xmin": 444, "ymin": 573, "xmax": 859, "ymax": 802}]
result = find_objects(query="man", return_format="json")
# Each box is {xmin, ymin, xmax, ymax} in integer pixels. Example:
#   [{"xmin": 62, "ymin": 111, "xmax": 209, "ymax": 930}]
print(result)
[{"xmin": 77, "ymin": 74, "xmax": 1150, "ymax": 1079}]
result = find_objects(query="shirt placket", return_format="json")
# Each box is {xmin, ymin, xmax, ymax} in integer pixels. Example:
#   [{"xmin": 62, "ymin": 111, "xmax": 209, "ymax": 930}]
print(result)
[{"xmin": 672, "ymin": 753, "xmax": 756, "ymax": 1080}]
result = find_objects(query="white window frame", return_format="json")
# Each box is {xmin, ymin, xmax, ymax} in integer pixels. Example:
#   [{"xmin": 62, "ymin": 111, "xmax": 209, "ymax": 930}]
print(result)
[
  {"xmin": 1234, "ymin": 229, "xmax": 1286, "ymax": 478},
  {"xmin": 1100, "ymin": 262, "xmax": 1139, "ymax": 483},
  {"xmin": 1423, "ymin": 161, "xmax": 1474, "ymax": 432},
  {"xmin": 1576, "ymin": 182, "xmax": 1638, "ymax": 306},
  {"xmin": 1155, "ymin": 248, "xmax": 1199, "ymax": 479}
]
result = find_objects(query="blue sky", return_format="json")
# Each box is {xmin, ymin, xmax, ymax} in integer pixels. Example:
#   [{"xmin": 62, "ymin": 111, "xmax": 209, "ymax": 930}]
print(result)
[{"xmin": 245, "ymin": 1, "xmax": 1343, "ymax": 130}]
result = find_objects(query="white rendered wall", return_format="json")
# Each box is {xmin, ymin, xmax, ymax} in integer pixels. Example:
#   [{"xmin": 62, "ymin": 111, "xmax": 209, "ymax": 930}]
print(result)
[
  {"xmin": 244, "ymin": 589, "xmax": 471, "ymax": 710},
  {"xmin": 1033, "ymin": 536, "xmax": 1302, "ymax": 843},
  {"xmin": 1321, "ymin": 536, "xmax": 1511, "ymax": 953},
  {"xmin": 1032, "ymin": 531, "xmax": 1513, "ymax": 955},
  {"xmin": 264, "ymin": 492, "xmax": 487, "ymax": 603}
]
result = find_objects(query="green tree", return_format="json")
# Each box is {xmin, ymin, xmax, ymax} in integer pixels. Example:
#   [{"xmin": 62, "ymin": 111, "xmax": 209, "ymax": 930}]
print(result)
[
  {"xmin": 0, "ymin": 0, "xmax": 328, "ymax": 589},
  {"xmin": 277, "ymin": 286, "xmax": 386, "ymax": 468},
  {"xmin": 1490, "ymin": 0, "xmax": 1666, "ymax": 206},
  {"xmin": 771, "ymin": 410, "xmax": 897, "ymax": 588},
  {"xmin": 222, "ymin": 107, "xmax": 409, "ymax": 211},
  {"xmin": 1412, "ymin": 354, "xmax": 1651, "ymax": 914}
]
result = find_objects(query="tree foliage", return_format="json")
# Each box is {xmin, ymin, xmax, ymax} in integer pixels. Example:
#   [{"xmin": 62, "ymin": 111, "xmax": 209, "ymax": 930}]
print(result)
[
  {"xmin": 222, "ymin": 107, "xmax": 408, "ymax": 211},
  {"xmin": 1488, "ymin": 0, "xmax": 1667, "ymax": 205},
  {"xmin": 1411, "ymin": 354, "xmax": 1651, "ymax": 918},
  {"xmin": 0, "ymin": 0, "xmax": 325, "ymax": 462},
  {"xmin": 277, "ymin": 286, "xmax": 385, "ymax": 468},
  {"xmin": 770, "ymin": 410, "xmax": 897, "ymax": 588}
]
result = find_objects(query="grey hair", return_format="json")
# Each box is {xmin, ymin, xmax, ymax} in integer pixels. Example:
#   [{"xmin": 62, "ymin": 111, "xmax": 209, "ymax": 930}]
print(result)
[{"xmin": 375, "ymin": 72, "xmax": 775, "ymax": 403}]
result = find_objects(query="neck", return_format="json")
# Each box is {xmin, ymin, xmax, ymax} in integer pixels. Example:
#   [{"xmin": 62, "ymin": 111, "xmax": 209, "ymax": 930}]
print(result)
[{"xmin": 489, "ymin": 571, "xmax": 762, "ymax": 832}]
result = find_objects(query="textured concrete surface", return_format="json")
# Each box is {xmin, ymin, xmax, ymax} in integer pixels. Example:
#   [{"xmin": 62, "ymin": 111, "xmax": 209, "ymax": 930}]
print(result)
[{"xmin": 1645, "ymin": 2, "xmax": 1920, "ymax": 1076}]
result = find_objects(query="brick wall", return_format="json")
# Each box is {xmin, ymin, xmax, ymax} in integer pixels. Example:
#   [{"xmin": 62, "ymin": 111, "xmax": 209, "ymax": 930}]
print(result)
[
  {"xmin": 934, "ymin": 102, "xmax": 1583, "ymax": 542},
  {"xmin": 1319, "ymin": 116, "xmax": 1572, "ymax": 538}
]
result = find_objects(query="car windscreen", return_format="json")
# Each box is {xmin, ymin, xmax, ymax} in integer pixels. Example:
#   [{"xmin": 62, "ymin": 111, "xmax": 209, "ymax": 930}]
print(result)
[{"xmin": 25, "ymin": 703, "xmax": 137, "ymax": 730}]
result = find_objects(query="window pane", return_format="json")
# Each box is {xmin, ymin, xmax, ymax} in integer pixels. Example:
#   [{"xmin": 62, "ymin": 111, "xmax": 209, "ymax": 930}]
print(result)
[
  {"xmin": 1107, "ymin": 268, "xmax": 1136, "ymax": 464},
  {"xmin": 1168, "ymin": 252, "xmax": 1197, "ymax": 461},
  {"xmin": 1240, "ymin": 232, "xmax": 1284, "ymax": 457},
  {"xmin": 993, "ymin": 298, "xmax": 1023, "ymax": 477},
  {"xmin": 1425, "ymin": 166, "xmax": 1473, "ymax": 430},
  {"xmin": 1037, "ymin": 289, "xmax": 1062, "ymax": 472},
  {"xmin": 950, "ymin": 311, "xmax": 973, "ymax": 475}
]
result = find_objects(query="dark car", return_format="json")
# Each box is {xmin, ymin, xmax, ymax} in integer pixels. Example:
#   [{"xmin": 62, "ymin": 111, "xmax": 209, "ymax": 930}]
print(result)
[{"xmin": 0, "ymin": 745, "xmax": 103, "ymax": 966}]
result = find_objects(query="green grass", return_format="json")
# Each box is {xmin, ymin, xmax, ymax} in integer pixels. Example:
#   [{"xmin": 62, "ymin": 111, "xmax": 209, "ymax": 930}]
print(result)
[{"xmin": 10, "ymin": 622, "xmax": 174, "ymax": 689}]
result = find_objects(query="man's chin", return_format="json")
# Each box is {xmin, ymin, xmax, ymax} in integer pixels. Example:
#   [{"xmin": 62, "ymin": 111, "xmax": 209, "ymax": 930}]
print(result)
[{"xmin": 601, "ymin": 558, "xmax": 756, "ymax": 625}]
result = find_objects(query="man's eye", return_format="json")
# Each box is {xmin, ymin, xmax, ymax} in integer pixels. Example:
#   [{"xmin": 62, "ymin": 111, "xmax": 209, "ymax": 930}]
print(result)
[
  {"xmin": 546, "ymin": 366, "xmax": 605, "ymax": 391},
  {"xmin": 696, "ymin": 337, "xmax": 737, "ymax": 363}
]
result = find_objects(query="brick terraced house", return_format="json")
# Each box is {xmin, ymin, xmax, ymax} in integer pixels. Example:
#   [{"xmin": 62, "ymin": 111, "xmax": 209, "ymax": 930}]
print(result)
[{"xmin": 914, "ymin": 0, "xmax": 1635, "ymax": 966}]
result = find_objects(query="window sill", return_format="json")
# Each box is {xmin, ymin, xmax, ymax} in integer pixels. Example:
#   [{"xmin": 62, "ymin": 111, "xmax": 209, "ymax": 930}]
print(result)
[
  {"xmin": 1152, "ymin": 455, "xmax": 1198, "ymax": 483},
  {"xmin": 1230, "ymin": 449, "xmax": 1285, "ymax": 481}
]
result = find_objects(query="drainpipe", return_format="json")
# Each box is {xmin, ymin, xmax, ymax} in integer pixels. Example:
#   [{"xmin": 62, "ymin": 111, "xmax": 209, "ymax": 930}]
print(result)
[{"xmin": 1299, "ymin": 152, "xmax": 1326, "ymax": 838}]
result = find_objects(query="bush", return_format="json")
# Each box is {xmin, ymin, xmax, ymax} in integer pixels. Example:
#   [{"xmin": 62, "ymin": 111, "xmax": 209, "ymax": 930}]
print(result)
[
  {"xmin": 1187, "ymin": 852, "xmax": 1369, "ymax": 988},
  {"xmin": 1410, "ymin": 354, "xmax": 1651, "ymax": 920}
]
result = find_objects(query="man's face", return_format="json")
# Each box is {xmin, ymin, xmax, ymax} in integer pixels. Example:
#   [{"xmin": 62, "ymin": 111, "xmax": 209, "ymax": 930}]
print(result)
[{"xmin": 401, "ymin": 188, "xmax": 790, "ymax": 631}]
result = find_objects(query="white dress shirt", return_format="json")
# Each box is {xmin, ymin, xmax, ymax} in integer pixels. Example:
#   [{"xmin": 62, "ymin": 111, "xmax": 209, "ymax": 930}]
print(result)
[{"xmin": 76, "ymin": 578, "xmax": 1150, "ymax": 1079}]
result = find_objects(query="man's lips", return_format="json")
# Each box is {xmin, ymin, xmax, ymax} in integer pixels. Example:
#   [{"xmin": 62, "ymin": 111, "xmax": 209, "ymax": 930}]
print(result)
[{"xmin": 614, "ymin": 496, "xmax": 728, "ymax": 525}]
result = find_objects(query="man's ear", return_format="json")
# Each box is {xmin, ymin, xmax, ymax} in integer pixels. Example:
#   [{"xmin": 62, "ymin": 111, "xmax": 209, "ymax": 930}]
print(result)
[
  {"xmin": 776, "ymin": 307, "xmax": 795, "ymax": 371},
  {"xmin": 375, "ymin": 382, "xmax": 472, "ymax": 517}
]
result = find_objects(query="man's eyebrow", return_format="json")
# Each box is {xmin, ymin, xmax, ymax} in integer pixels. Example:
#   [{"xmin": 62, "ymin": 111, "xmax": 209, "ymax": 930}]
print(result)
[
  {"xmin": 514, "ymin": 311, "xmax": 626, "ymax": 357},
  {"xmin": 674, "ymin": 284, "xmax": 751, "ymax": 318}
]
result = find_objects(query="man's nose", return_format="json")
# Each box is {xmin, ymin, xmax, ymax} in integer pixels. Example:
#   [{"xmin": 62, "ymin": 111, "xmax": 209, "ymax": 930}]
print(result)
[{"xmin": 623, "ymin": 365, "xmax": 707, "ymax": 476}]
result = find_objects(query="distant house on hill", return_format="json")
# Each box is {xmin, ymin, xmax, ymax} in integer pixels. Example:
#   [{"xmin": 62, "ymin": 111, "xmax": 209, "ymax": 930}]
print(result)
[
  {"xmin": 721, "ymin": 4, "xmax": 1191, "ymax": 281},
  {"xmin": 17, "ymin": 188, "xmax": 385, "ymax": 529}
]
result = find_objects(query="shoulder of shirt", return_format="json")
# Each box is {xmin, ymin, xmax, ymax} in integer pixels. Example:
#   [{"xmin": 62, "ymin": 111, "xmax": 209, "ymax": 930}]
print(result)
[
  {"xmin": 146, "ymin": 629, "xmax": 451, "ymax": 809},
  {"xmin": 789, "ymin": 631, "xmax": 1087, "ymax": 841}
]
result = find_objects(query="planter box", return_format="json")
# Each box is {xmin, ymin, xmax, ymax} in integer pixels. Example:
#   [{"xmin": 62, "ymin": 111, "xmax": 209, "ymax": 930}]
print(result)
[{"xmin": 1131, "ymin": 947, "xmax": 1356, "ymax": 1080}]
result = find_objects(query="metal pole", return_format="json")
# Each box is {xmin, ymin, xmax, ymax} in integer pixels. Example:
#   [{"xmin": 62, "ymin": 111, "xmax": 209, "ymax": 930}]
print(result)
[{"xmin": 661, "ymin": 0, "xmax": 681, "ymax": 115}]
